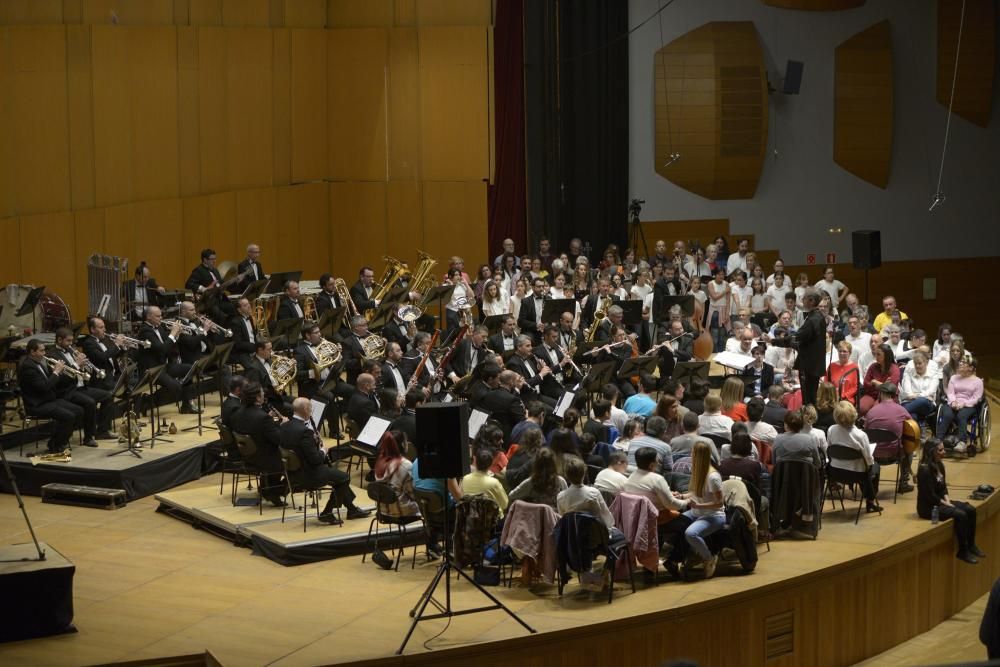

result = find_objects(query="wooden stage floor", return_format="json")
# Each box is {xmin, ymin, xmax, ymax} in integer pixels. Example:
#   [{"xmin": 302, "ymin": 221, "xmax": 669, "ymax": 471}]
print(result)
[{"xmin": 0, "ymin": 393, "xmax": 998, "ymax": 666}]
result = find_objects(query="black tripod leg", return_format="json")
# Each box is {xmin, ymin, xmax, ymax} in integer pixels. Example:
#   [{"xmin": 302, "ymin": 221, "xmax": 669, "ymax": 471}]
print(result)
[
  {"xmin": 398, "ymin": 562, "xmax": 450, "ymax": 654},
  {"xmin": 450, "ymin": 566, "xmax": 537, "ymax": 633}
]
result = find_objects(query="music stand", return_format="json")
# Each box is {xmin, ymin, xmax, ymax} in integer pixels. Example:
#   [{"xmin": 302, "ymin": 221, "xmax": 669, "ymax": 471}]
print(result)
[
  {"xmin": 317, "ymin": 306, "xmax": 345, "ymax": 340},
  {"xmin": 541, "ymin": 298, "xmax": 576, "ymax": 324},
  {"xmin": 482, "ymin": 314, "xmax": 508, "ymax": 335},
  {"xmin": 672, "ymin": 361, "xmax": 710, "ymax": 389},
  {"xmin": 654, "ymin": 294, "xmax": 694, "ymax": 322},
  {"xmin": 267, "ymin": 318, "xmax": 302, "ymax": 351},
  {"xmin": 368, "ymin": 300, "xmax": 399, "ymax": 332},
  {"xmin": 617, "ymin": 355, "xmax": 658, "ymax": 381},
  {"xmin": 180, "ymin": 353, "xmax": 219, "ymax": 436},
  {"xmin": 241, "ymin": 278, "xmax": 270, "ymax": 302},
  {"xmin": 15, "ymin": 285, "xmax": 45, "ymax": 334},
  {"xmin": 421, "ymin": 284, "xmax": 455, "ymax": 331},
  {"xmin": 619, "ymin": 300, "xmax": 643, "ymax": 326},
  {"xmin": 578, "ymin": 360, "xmax": 617, "ymax": 394},
  {"xmin": 265, "ymin": 271, "xmax": 303, "ymax": 294},
  {"xmin": 207, "ymin": 341, "xmax": 234, "ymax": 394},
  {"xmin": 110, "ymin": 365, "xmax": 164, "ymax": 457}
]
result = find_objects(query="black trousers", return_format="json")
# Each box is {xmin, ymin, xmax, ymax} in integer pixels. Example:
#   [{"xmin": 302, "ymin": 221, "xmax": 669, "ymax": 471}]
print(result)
[
  {"xmin": 311, "ymin": 465, "xmax": 356, "ymax": 513},
  {"xmin": 939, "ymin": 500, "xmax": 977, "ymax": 553},
  {"xmin": 155, "ymin": 362, "xmax": 195, "ymax": 403},
  {"xmin": 31, "ymin": 399, "xmax": 83, "ymax": 450},
  {"xmin": 64, "ymin": 386, "xmax": 112, "ymax": 437},
  {"xmin": 801, "ymin": 371, "xmax": 821, "ymax": 408}
]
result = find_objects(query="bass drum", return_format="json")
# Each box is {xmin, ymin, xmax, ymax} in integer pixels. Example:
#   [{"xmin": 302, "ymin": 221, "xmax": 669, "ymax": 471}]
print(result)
[{"xmin": 0, "ymin": 284, "xmax": 72, "ymax": 335}]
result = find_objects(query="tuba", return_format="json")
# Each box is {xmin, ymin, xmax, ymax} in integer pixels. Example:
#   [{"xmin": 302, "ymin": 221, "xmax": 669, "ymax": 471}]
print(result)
[
  {"xmin": 407, "ymin": 250, "xmax": 439, "ymax": 303},
  {"xmin": 360, "ymin": 335, "xmax": 387, "ymax": 361},
  {"xmin": 310, "ymin": 339, "xmax": 342, "ymax": 380},
  {"xmin": 267, "ymin": 352, "xmax": 298, "ymax": 394},
  {"xmin": 365, "ymin": 256, "xmax": 410, "ymax": 319}
]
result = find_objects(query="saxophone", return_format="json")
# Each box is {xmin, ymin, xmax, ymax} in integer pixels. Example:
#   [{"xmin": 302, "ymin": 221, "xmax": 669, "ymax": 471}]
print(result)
[{"xmin": 585, "ymin": 295, "xmax": 611, "ymax": 342}]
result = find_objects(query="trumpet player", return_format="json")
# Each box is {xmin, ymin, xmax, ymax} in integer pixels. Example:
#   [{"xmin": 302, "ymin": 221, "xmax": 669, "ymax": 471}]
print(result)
[
  {"xmin": 49, "ymin": 328, "xmax": 114, "ymax": 444},
  {"xmin": 137, "ymin": 306, "xmax": 200, "ymax": 414},
  {"xmin": 83, "ymin": 315, "xmax": 127, "ymax": 391},
  {"xmin": 176, "ymin": 301, "xmax": 211, "ymax": 365},
  {"xmin": 341, "ymin": 315, "xmax": 376, "ymax": 386},
  {"xmin": 18, "ymin": 340, "xmax": 84, "ymax": 452},
  {"xmin": 276, "ymin": 280, "xmax": 304, "ymax": 321}
]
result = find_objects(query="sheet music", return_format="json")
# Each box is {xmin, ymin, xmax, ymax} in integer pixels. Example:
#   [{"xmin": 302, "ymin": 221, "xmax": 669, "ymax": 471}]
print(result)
[
  {"xmin": 868, "ymin": 442, "xmax": 877, "ymax": 457},
  {"xmin": 468, "ymin": 409, "xmax": 489, "ymax": 439},
  {"xmin": 712, "ymin": 351, "xmax": 753, "ymax": 370},
  {"xmin": 358, "ymin": 416, "xmax": 391, "ymax": 447},
  {"xmin": 310, "ymin": 398, "xmax": 328, "ymax": 430},
  {"xmin": 554, "ymin": 391, "xmax": 575, "ymax": 418}
]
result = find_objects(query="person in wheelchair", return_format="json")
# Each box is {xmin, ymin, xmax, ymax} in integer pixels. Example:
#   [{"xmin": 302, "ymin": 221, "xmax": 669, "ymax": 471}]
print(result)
[{"xmin": 936, "ymin": 354, "xmax": 984, "ymax": 455}]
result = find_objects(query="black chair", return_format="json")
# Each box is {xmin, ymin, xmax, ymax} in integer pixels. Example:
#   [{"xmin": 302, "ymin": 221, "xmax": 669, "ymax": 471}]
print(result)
[
  {"xmin": 824, "ymin": 444, "xmax": 880, "ymax": 524},
  {"xmin": 362, "ymin": 481, "xmax": 424, "ymax": 571},
  {"xmin": 702, "ymin": 432, "xmax": 731, "ymax": 450},
  {"xmin": 586, "ymin": 464, "xmax": 603, "ymax": 485},
  {"xmin": 216, "ymin": 421, "xmax": 252, "ymax": 504},
  {"xmin": 741, "ymin": 478, "xmax": 770, "ymax": 551},
  {"xmin": 555, "ymin": 512, "xmax": 635, "ymax": 604},
  {"xmin": 233, "ymin": 432, "xmax": 285, "ymax": 515},
  {"xmin": 864, "ymin": 427, "xmax": 901, "ymax": 504},
  {"xmin": 328, "ymin": 417, "xmax": 371, "ymax": 487},
  {"xmin": 279, "ymin": 447, "xmax": 337, "ymax": 532}
]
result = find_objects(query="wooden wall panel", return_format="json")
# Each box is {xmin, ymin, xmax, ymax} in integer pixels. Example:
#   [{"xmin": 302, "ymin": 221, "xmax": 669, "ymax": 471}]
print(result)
[
  {"xmin": 177, "ymin": 26, "xmax": 201, "ymax": 197},
  {"xmin": 19, "ymin": 212, "xmax": 75, "ymax": 303},
  {"xmin": 0, "ymin": 30, "xmax": 13, "ymax": 217},
  {"xmin": 416, "ymin": 0, "xmax": 491, "ymax": 26},
  {"xmin": 272, "ymin": 28, "xmax": 292, "ymax": 186},
  {"xmin": 102, "ymin": 202, "xmax": 138, "ymax": 272},
  {"xmin": 0, "ymin": 0, "xmax": 64, "ymax": 24},
  {"xmin": 66, "ymin": 25, "xmax": 96, "ymax": 211},
  {"xmin": 654, "ymin": 22, "xmax": 768, "ymax": 200},
  {"xmin": 235, "ymin": 187, "xmax": 278, "ymax": 266},
  {"xmin": 72, "ymin": 208, "xmax": 106, "ymax": 316},
  {"xmin": 222, "ymin": 0, "xmax": 270, "ymax": 27},
  {"xmin": 388, "ymin": 27, "xmax": 419, "ymax": 181},
  {"xmin": 283, "ymin": 0, "xmax": 327, "ymax": 28},
  {"xmin": 206, "ymin": 191, "xmax": 238, "ymax": 263},
  {"xmin": 131, "ymin": 199, "xmax": 184, "ymax": 290},
  {"xmin": 937, "ymin": 0, "xmax": 995, "ymax": 128},
  {"xmin": 127, "ymin": 26, "xmax": 179, "ymax": 202},
  {"xmin": 289, "ymin": 29, "xmax": 328, "ymax": 182},
  {"xmin": 327, "ymin": 28, "xmax": 388, "ymax": 181},
  {"xmin": 422, "ymin": 181, "xmax": 486, "ymax": 266},
  {"xmin": 182, "ymin": 195, "xmax": 211, "ymax": 278},
  {"xmin": 386, "ymin": 181, "xmax": 423, "ymax": 263},
  {"xmin": 329, "ymin": 181, "xmax": 386, "ymax": 274},
  {"xmin": 91, "ymin": 26, "xmax": 131, "ymax": 207},
  {"xmin": 834, "ymin": 20, "xmax": 893, "ymax": 188},
  {"xmin": 761, "ymin": 0, "xmax": 865, "ymax": 9},
  {"xmin": 227, "ymin": 28, "xmax": 274, "ymax": 189},
  {"xmin": 189, "ymin": 0, "xmax": 222, "ymax": 26},
  {"xmin": 418, "ymin": 26, "xmax": 489, "ymax": 181},
  {"xmin": 7, "ymin": 26, "xmax": 71, "ymax": 215},
  {"xmin": 0, "ymin": 217, "xmax": 22, "ymax": 285},
  {"xmin": 282, "ymin": 182, "xmax": 329, "ymax": 279},
  {"xmin": 326, "ymin": 0, "xmax": 394, "ymax": 28},
  {"xmin": 271, "ymin": 186, "xmax": 300, "ymax": 272},
  {"xmin": 81, "ymin": 0, "xmax": 174, "ymax": 25},
  {"xmin": 198, "ymin": 27, "xmax": 229, "ymax": 194}
]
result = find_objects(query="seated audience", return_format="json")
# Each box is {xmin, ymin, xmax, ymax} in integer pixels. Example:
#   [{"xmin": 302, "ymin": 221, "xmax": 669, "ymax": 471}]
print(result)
[
  {"xmin": 623, "ymin": 375, "xmax": 658, "ymax": 417},
  {"xmin": 683, "ymin": 377, "xmax": 710, "ymax": 415},
  {"xmin": 860, "ymin": 343, "xmax": 900, "ymax": 416},
  {"xmin": 612, "ymin": 417, "xmax": 643, "ymax": 452},
  {"xmin": 373, "ymin": 431, "xmax": 419, "ymax": 518},
  {"xmin": 917, "ymin": 438, "xmax": 984, "ymax": 564},
  {"xmin": 683, "ymin": 442, "xmax": 727, "ymax": 579},
  {"xmin": 461, "ymin": 448, "xmax": 509, "ymax": 517},
  {"xmin": 773, "ymin": 410, "xmax": 822, "ymax": 470},
  {"xmin": 653, "ymin": 394, "xmax": 685, "ymax": 442},
  {"xmin": 626, "ymin": 416, "xmax": 674, "ymax": 474},
  {"xmin": 720, "ymin": 376, "xmax": 749, "ymax": 422},
  {"xmin": 508, "ymin": 448, "xmax": 567, "ymax": 509},
  {"xmin": 827, "ymin": 401, "xmax": 882, "ymax": 514},
  {"xmin": 557, "ymin": 456, "xmax": 618, "ymax": 534},
  {"xmin": 718, "ymin": 432, "xmax": 764, "ymax": 490},
  {"xmin": 814, "ymin": 381, "xmax": 838, "ymax": 431},
  {"xmin": 936, "ymin": 354, "xmax": 984, "ymax": 454},
  {"xmin": 900, "ymin": 350, "xmax": 938, "ymax": 426},
  {"xmin": 864, "ymin": 381, "xmax": 914, "ymax": 493},
  {"xmin": 594, "ymin": 451, "xmax": 630, "ymax": 496},
  {"xmin": 670, "ymin": 411, "xmax": 719, "ymax": 463},
  {"xmin": 698, "ymin": 394, "xmax": 735, "ymax": 436}
]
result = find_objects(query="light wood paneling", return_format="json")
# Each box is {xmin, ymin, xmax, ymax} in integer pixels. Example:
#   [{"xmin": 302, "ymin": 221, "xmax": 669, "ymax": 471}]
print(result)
[
  {"xmin": 417, "ymin": 0, "xmax": 491, "ymax": 26},
  {"xmin": 418, "ymin": 26, "xmax": 490, "ymax": 181},
  {"xmin": 235, "ymin": 187, "xmax": 279, "ymax": 265},
  {"xmin": 66, "ymin": 25, "xmax": 96, "ymax": 211},
  {"xmin": 329, "ymin": 181, "xmax": 387, "ymax": 273},
  {"xmin": 188, "ymin": 0, "xmax": 222, "ymax": 26},
  {"xmin": 5, "ymin": 26, "xmax": 71, "ymax": 215},
  {"xmin": 937, "ymin": 0, "xmax": 995, "ymax": 128},
  {"xmin": 226, "ymin": 28, "xmax": 274, "ymax": 189},
  {"xmin": 327, "ymin": 0, "xmax": 394, "ymax": 28},
  {"xmin": 834, "ymin": 20, "xmax": 893, "ymax": 189},
  {"xmin": 0, "ymin": 216, "xmax": 21, "ymax": 285},
  {"xmin": 222, "ymin": 0, "xmax": 270, "ymax": 27},
  {"xmin": 81, "ymin": 0, "xmax": 174, "ymax": 25},
  {"xmin": 197, "ymin": 27, "xmax": 229, "ymax": 194},
  {"xmin": 761, "ymin": 0, "xmax": 865, "ymax": 9},
  {"xmin": 654, "ymin": 22, "xmax": 769, "ymax": 200},
  {"xmin": 422, "ymin": 180, "xmax": 487, "ymax": 265},
  {"xmin": 91, "ymin": 25, "xmax": 132, "ymax": 207},
  {"xmin": 127, "ymin": 26, "xmax": 179, "ymax": 202},
  {"xmin": 327, "ymin": 28, "xmax": 388, "ymax": 181},
  {"xmin": 282, "ymin": 182, "xmax": 329, "ymax": 279},
  {"xmin": 19, "ymin": 211, "xmax": 75, "ymax": 305},
  {"xmin": 386, "ymin": 180, "xmax": 424, "ymax": 262},
  {"xmin": 0, "ymin": 0, "xmax": 64, "ymax": 24},
  {"xmin": 289, "ymin": 28, "xmax": 328, "ymax": 182},
  {"xmin": 177, "ymin": 26, "xmax": 201, "ymax": 197},
  {"xmin": 284, "ymin": 0, "xmax": 326, "ymax": 28},
  {"xmin": 205, "ymin": 191, "xmax": 238, "ymax": 263},
  {"xmin": 272, "ymin": 27, "xmax": 292, "ymax": 186},
  {"xmin": 388, "ymin": 26, "xmax": 420, "ymax": 181}
]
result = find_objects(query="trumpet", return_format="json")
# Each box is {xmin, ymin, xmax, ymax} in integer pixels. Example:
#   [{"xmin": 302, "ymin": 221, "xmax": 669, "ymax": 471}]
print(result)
[
  {"xmin": 43, "ymin": 356, "xmax": 90, "ymax": 383},
  {"xmin": 199, "ymin": 316, "xmax": 232, "ymax": 338},
  {"xmin": 162, "ymin": 319, "xmax": 200, "ymax": 335},
  {"xmin": 118, "ymin": 335, "xmax": 151, "ymax": 349},
  {"xmin": 74, "ymin": 348, "xmax": 107, "ymax": 380}
]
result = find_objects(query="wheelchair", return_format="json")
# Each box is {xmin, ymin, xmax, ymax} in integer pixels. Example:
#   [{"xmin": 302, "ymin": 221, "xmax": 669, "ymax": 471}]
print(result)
[{"xmin": 936, "ymin": 397, "xmax": 991, "ymax": 454}]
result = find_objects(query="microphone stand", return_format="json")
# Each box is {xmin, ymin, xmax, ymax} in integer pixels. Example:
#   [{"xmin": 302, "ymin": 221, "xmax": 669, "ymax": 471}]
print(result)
[{"xmin": 0, "ymin": 441, "xmax": 45, "ymax": 561}]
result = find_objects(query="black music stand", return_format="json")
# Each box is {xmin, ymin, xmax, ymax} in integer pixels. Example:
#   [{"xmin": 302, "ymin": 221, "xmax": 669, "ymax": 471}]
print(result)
[
  {"xmin": 620, "ymin": 300, "xmax": 643, "ymax": 326},
  {"xmin": 15, "ymin": 285, "xmax": 45, "ymax": 334},
  {"xmin": 617, "ymin": 355, "xmax": 658, "ymax": 382},
  {"xmin": 421, "ymin": 284, "xmax": 455, "ymax": 330},
  {"xmin": 317, "ymin": 306, "xmax": 345, "ymax": 340},
  {"xmin": 241, "ymin": 278, "xmax": 270, "ymax": 302},
  {"xmin": 672, "ymin": 361, "xmax": 710, "ymax": 389},
  {"xmin": 110, "ymin": 365, "xmax": 164, "ymax": 457},
  {"xmin": 368, "ymin": 301, "xmax": 400, "ymax": 331},
  {"xmin": 655, "ymin": 294, "xmax": 695, "ymax": 322},
  {"xmin": 265, "ymin": 271, "xmax": 303, "ymax": 294},
  {"xmin": 541, "ymin": 298, "xmax": 576, "ymax": 324},
  {"xmin": 207, "ymin": 341, "xmax": 234, "ymax": 397},
  {"xmin": 578, "ymin": 360, "xmax": 617, "ymax": 394},
  {"xmin": 482, "ymin": 314, "xmax": 508, "ymax": 334},
  {"xmin": 267, "ymin": 318, "xmax": 302, "ymax": 351},
  {"xmin": 180, "ymin": 354, "xmax": 219, "ymax": 436}
]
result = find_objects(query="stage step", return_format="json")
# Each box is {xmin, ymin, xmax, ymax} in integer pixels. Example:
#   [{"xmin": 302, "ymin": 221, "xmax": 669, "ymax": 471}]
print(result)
[{"xmin": 41, "ymin": 483, "xmax": 127, "ymax": 510}]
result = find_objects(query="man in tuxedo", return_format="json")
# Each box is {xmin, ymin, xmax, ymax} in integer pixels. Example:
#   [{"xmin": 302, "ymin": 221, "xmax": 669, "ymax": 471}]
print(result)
[
  {"xmin": 773, "ymin": 288, "xmax": 825, "ymax": 407},
  {"xmin": 341, "ymin": 315, "xmax": 374, "ymax": 386},
  {"xmin": 137, "ymin": 306, "xmax": 200, "ymax": 414},
  {"xmin": 350, "ymin": 266, "xmax": 378, "ymax": 314},
  {"xmin": 82, "ymin": 316, "xmax": 127, "ymax": 392},
  {"xmin": 230, "ymin": 297, "xmax": 258, "ymax": 369},
  {"xmin": 382, "ymin": 310, "xmax": 414, "ymax": 353},
  {"xmin": 506, "ymin": 334, "xmax": 556, "ymax": 408},
  {"xmin": 314, "ymin": 273, "xmax": 342, "ymax": 317},
  {"xmin": 594, "ymin": 304, "xmax": 625, "ymax": 343},
  {"xmin": 242, "ymin": 339, "xmax": 293, "ymax": 416},
  {"xmin": 281, "ymin": 398, "xmax": 370, "ymax": 524},
  {"xmin": 389, "ymin": 387, "xmax": 423, "ymax": 449},
  {"xmin": 18, "ymin": 340, "xmax": 83, "ymax": 452},
  {"xmin": 175, "ymin": 301, "xmax": 211, "ymax": 365},
  {"xmin": 481, "ymin": 370, "xmax": 527, "ymax": 444},
  {"xmin": 445, "ymin": 325, "xmax": 489, "ymax": 385},
  {"xmin": 467, "ymin": 362, "xmax": 501, "ymax": 410},
  {"xmin": 534, "ymin": 325, "xmax": 573, "ymax": 400},
  {"xmin": 123, "ymin": 262, "xmax": 165, "ymax": 322},
  {"xmin": 517, "ymin": 277, "xmax": 550, "ymax": 344},
  {"xmin": 581, "ymin": 277, "xmax": 617, "ymax": 330},
  {"xmin": 741, "ymin": 343, "xmax": 775, "ymax": 398},
  {"xmin": 291, "ymin": 323, "xmax": 341, "ymax": 431},
  {"xmin": 762, "ymin": 384, "xmax": 788, "ymax": 428},
  {"xmin": 48, "ymin": 328, "xmax": 114, "ymax": 444},
  {"xmin": 220, "ymin": 375, "xmax": 245, "ymax": 430},
  {"xmin": 185, "ymin": 248, "xmax": 232, "ymax": 321},
  {"xmin": 236, "ymin": 243, "xmax": 265, "ymax": 292},
  {"xmin": 401, "ymin": 331, "xmax": 440, "ymax": 397},
  {"xmin": 232, "ymin": 381, "xmax": 287, "ymax": 506},
  {"xmin": 347, "ymin": 373, "xmax": 379, "ymax": 430},
  {"xmin": 488, "ymin": 315, "xmax": 518, "ymax": 355},
  {"xmin": 556, "ymin": 311, "xmax": 583, "ymax": 350},
  {"xmin": 276, "ymin": 281, "xmax": 305, "ymax": 321},
  {"xmin": 381, "ymin": 341, "xmax": 411, "ymax": 395},
  {"xmin": 655, "ymin": 318, "xmax": 693, "ymax": 383}
]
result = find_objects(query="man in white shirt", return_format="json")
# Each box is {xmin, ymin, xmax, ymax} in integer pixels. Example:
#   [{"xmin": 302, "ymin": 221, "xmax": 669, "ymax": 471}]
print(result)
[
  {"xmin": 726, "ymin": 238, "xmax": 750, "ymax": 277},
  {"xmin": 594, "ymin": 452, "xmax": 630, "ymax": 496},
  {"xmin": 844, "ymin": 315, "xmax": 872, "ymax": 362},
  {"xmin": 698, "ymin": 394, "xmax": 735, "ymax": 436},
  {"xmin": 623, "ymin": 447, "xmax": 689, "ymax": 513},
  {"xmin": 856, "ymin": 333, "xmax": 882, "ymax": 379},
  {"xmin": 724, "ymin": 321, "xmax": 747, "ymax": 353}
]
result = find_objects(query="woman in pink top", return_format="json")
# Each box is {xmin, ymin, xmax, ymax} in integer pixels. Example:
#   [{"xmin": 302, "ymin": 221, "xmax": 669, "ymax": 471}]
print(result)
[
  {"xmin": 936, "ymin": 355, "xmax": 984, "ymax": 452},
  {"xmin": 860, "ymin": 344, "xmax": 900, "ymax": 416}
]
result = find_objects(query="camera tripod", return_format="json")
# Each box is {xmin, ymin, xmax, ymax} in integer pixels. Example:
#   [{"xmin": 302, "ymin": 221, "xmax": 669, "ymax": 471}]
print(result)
[
  {"xmin": 627, "ymin": 198, "xmax": 649, "ymax": 261},
  {"xmin": 0, "ymin": 440, "xmax": 45, "ymax": 562}
]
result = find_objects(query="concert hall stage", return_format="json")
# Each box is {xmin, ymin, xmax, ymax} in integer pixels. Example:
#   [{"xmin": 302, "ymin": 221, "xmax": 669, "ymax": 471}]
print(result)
[
  {"xmin": 155, "ymin": 484, "xmax": 390, "ymax": 566},
  {"xmin": 0, "ymin": 413, "xmax": 217, "ymax": 501}
]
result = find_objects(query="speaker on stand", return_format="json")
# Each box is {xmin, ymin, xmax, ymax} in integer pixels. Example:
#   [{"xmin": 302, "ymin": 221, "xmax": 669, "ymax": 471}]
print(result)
[{"xmin": 852, "ymin": 230, "xmax": 882, "ymax": 308}]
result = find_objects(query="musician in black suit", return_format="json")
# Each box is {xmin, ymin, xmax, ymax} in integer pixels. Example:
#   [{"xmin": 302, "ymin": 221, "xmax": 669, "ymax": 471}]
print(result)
[
  {"xmin": 349, "ymin": 266, "xmax": 378, "ymax": 314},
  {"xmin": 534, "ymin": 325, "xmax": 574, "ymax": 399},
  {"xmin": 242, "ymin": 339, "xmax": 293, "ymax": 416},
  {"xmin": 47, "ymin": 328, "xmax": 114, "ymax": 444},
  {"xmin": 382, "ymin": 310, "xmax": 414, "ymax": 353},
  {"xmin": 185, "ymin": 248, "xmax": 233, "ymax": 320},
  {"xmin": 232, "ymin": 381, "xmax": 287, "ymax": 506},
  {"xmin": 556, "ymin": 311, "xmax": 584, "ymax": 351},
  {"xmin": 487, "ymin": 315, "xmax": 518, "ymax": 355},
  {"xmin": 740, "ymin": 343, "xmax": 775, "ymax": 398},
  {"xmin": 400, "ymin": 331, "xmax": 440, "ymax": 397},
  {"xmin": 229, "ymin": 297, "xmax": 258, "ymax": 369},
  {"xmin": 346, "ymin": 373, "xmax": 379, "ymax": 430},
  {"xmin": 467, "ymin": 362, "xmax": 501, "ymax": 411},
  {"xmin": 220, "ymin": 375, "xmax": 245, "ymax": 431},
  {"xmin": 235, "ymin": 243, "xmax": 265, "ymax": 292},
  {"xmin": 380, "ymin": 341, "xmax": 411, "ymax": 395},
  {"xmin": 591, "ymin": 325, "xmax": 636, "ymax": 399},
  {"xmin": 341, "ymin": 315, "xmax": 375, "ymax": 386},
  {"xmin": 17, "ymin": 340, "xmax": 83, "ymax": 452},
  {"xmin": 506, "ymin": 334, "xmax": 557, "ymax": 408},
  {"xmin": 517, "ymin": 277, "xmax": 550, "ymax": 344},
  {"xmin": 654, "ymin": 319, "xmax": 694, "ymax": 384},
  {"xmin": 82, "ymin": 316, "xmax": 127, "ymax": 392},
  {"xmin": 580, "ymin": 277, "xmax": 616, "ymax": 330},
  {"xmin": 772, "ymin": 288, "xmax": 825, "ymax": 407},
  {"xmin": 293, "ymin": 324, "xmax": 342, "ymax": 434},
  {"xmin": 314, "ymin": 273, "xmax": 350, "ymax": 343},
  {"xmin": 480, "ymin": 370, "xmax": 527, "ymax": 444},
  {"xmin": 276, "ymin": 281, "xmax": 305, "ymax": 321},
  {"xmin": 444, "ymin": 325, "xmax": 488, "ymax": 384},
  {"xmin": 137, "ymin": 306, "xmax": 200, "ymax": 414},
  {"xmin": 175, "ymin": 301, "xmax": 211, "ymax": 365},
  {"xmin": 594, "ymin": 304, "xmax": 626, "ymax": 343},
  {"xmin": 123, "ymin": 262, "xmax": 165, "ymax": 322},
  {"xmin": 281, "ymin": 397, "xmax": 370, "ymax": 523}
]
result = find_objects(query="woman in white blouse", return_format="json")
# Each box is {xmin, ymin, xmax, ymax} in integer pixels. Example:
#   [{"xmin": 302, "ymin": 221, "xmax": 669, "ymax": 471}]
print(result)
[
  {"xmin": 630, "ymin": 267, "xmax": 653, "ymax": 302},
  {"xmin": 900, "ymin": 351, "xmax": 939, "ymax": 425},
  {"xmin": 827, "ymin": 401, "xmax": 882, "ymax": 513},
  {"xmin": 481, "ymin": 280, "xmax": 510, "ymax": 317}
]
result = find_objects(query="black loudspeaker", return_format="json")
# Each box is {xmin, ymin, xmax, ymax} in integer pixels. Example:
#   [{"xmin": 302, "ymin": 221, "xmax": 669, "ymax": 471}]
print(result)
[
  {"xmin": 852, "ymin": 230, "xmax": 882, "ymax": 269},
  {"xmin": 783, "ymin": 60, "xmax": 804, "ymax": 95},
  {"xmin": 415, "ymin": 402, "xmax": 470, "ymax": 479}
]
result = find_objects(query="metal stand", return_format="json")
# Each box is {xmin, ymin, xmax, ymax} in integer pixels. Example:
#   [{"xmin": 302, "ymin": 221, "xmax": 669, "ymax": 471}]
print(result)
[
  {"xmin": 397, "ymin": 498, "xmax": 535, "ymax": 654},
  {"xmin": 0, "ymin": 439, "xmax": 45, "ymax": 562},
  {"xmin": 107, "ymin": 397, "xmax": 142, "ymax": 459},
  {"xmin": 627, "ymin": 199, "xmax": 649, "ymax": 261}
]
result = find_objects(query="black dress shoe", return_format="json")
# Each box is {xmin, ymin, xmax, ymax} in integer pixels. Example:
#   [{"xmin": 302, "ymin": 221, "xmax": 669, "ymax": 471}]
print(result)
[
  {"xmin": 318, "ymin": 512, "xmax": 343, "ymax": 525},
  {"xmin": 866, "ymin": 503, "xmax": 883, "ymax": 513},
  {"xmin": 180, "ymin": 403, "xmax": 202, "ymax": 414},
  {"xmin": 957, "ymin": 551, "xmax": 979, "ymax": 565},
  {"xmin": 897, "ymin": 482, "xmax": 914, "ymax": 494},
  {"xmin": 970, "ymin": 545, "xmax": 987, "ymax": 558},
  {"xmin": 346, "ymin": 507, "xmax": 371, "ymax": 520},
  {"xmin": 263, "ymin": 496, "xmax": 286, "ymax": 508},
  {"xmin": 81, "ymin": 438, "xmax": 99, "ymax": 447},
  {"xmin": 95, "ymin": 431, "xmax": 117, "ymax": 441}
]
